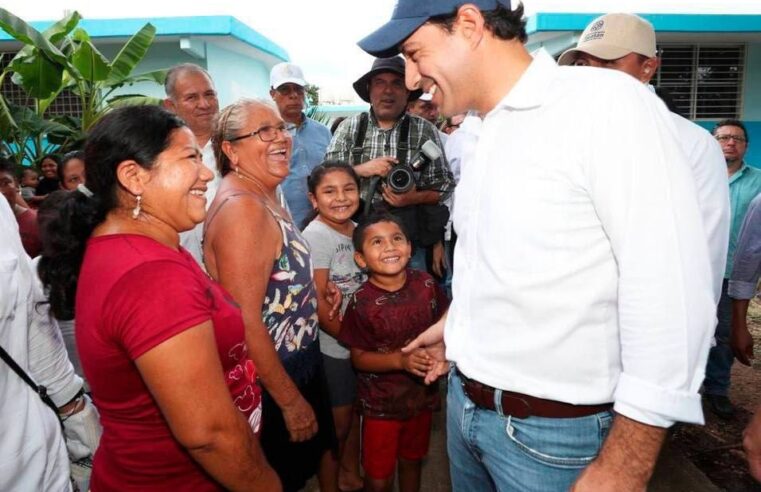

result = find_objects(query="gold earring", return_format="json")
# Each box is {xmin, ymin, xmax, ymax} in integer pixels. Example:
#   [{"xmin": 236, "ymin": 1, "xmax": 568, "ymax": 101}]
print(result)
[{"xmin": 132, "ymin": 195, "xmax": 142, "ymax": 219}]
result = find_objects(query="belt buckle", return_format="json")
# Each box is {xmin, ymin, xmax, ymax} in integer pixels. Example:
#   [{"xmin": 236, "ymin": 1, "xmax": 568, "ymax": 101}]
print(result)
[{"xmin": 502, "ymin": 394, "xmax": 532, "ymax": 419}]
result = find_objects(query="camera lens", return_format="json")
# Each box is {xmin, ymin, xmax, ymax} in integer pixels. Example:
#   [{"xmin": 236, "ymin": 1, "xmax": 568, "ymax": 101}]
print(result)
[{"xmin": 387, "ymin": 167, "xmax": 413, "ymax": 193}]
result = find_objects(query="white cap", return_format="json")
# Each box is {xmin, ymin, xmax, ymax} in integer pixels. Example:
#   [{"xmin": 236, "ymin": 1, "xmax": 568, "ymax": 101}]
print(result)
[
  {"xmin": 270, "ymin": 62, "xmax": 307, "ymax": 89},
  {"xmin": 417, "ymin": 92, "xmax": 433, "ymax": 102}
]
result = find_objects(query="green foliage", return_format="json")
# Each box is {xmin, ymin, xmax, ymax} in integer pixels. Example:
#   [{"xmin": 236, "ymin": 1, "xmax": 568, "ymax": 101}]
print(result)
[
  {"xmin": 0, "ymin": 8, "xmax": 167, "ymax": 164},
  {"xmin": 305, "ymin": 83, "xmax": 319, "ymax": 107}
]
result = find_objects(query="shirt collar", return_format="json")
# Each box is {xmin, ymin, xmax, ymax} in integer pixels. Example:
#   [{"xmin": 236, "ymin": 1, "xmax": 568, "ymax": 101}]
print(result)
[
  {"xmin": 490, "ymin": 48, "xmax": 557, "ymax": 115},
  {"xmin": 292, "ymin": 112, "xmax": 308, "ymax": 132},
  {"xmin": 369, "ymin": 108, "xmax": 407, "ymax": 130},
  {"xmin": 729, "ymin": 162, "xmax": 750, "ymax": 184}
]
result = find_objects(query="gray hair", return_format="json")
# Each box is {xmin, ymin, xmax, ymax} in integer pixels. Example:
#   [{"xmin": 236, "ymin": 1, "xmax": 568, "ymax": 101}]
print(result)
[
  {"xmin": 164, "ymin": 63, "xmax": 213, "ymax": 99},
  {"xmin": 212, "ymin": 98, "xmax": 280, "ymax": 176}
]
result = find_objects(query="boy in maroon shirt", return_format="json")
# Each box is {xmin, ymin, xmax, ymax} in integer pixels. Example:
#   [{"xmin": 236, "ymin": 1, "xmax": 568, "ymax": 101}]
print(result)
[{"xmin": 339, "ymin": 214, "xmax": 449, "ymax": 492}]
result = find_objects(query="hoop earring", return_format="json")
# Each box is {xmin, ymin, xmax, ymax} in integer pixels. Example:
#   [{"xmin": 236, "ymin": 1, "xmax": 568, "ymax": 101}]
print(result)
[{"xmin": 132, "ymin": 194, "xmax": 142, "ymax": 219}]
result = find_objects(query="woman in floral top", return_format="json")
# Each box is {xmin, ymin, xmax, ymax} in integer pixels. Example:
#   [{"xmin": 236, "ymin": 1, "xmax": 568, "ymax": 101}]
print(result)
[{"xmin": 204, "ymin": 99, "xmax": 335, "ymax": 492}]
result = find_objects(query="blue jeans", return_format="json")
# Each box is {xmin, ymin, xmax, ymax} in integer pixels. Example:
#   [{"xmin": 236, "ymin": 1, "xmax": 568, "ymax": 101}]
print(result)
[
  {"xmin": 704, "ymin": 280, "xmax": 733, "ymax": 396},
  {"xmin": 447, "ymin": 370, "xmax": 613, "ymax": 491}
]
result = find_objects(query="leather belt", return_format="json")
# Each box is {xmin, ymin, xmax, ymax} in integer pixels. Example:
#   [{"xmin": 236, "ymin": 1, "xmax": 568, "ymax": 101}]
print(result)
[{"xmin": 456, "ymin": 368, "xmax": 612, "ymax": 419}]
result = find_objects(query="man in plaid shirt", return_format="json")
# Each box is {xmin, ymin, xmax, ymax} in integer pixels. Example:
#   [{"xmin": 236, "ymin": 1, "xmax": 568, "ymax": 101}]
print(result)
[{"xmin": 326, "ymin": 56, "xmax": 454, "ymax": 275}]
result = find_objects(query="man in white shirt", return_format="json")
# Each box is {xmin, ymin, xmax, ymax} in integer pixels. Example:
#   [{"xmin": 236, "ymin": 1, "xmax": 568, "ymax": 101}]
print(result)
[
  {"xmin": 163, "ymin": 63, "xmax": 221, "ymax": 266},
  {"xmin": 0, "ymin": 199, "xmax": 71, "ymax": 491},
  {"xmin": 360, "ymin": 1, "xmax": 715, "ymax": 490}
]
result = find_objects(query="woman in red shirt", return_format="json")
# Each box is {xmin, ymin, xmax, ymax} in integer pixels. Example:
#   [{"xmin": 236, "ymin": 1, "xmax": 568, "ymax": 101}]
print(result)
[{"xmin": 37, "ymin": 105, "xmax": 280, "ymax": 491}]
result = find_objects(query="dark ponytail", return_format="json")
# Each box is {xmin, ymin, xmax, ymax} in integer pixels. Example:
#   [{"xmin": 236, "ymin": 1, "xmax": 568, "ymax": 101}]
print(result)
[
  {"xmin": 300, "ymin": 160, "xmax": 360, "ymax": 229},
  {"xmin": 37, "ymin": 105, "xmax": 186, "ymax": 320},
  {"xmin": 37, "ymin": 190, "xmax": 104, "ymax": 320}
]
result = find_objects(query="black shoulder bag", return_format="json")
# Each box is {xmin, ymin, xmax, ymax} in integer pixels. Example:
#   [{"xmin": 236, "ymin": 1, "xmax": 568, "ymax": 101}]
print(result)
[{"xmin": 0, "ymin": 343, "xmax": 63, "ymax": 429}]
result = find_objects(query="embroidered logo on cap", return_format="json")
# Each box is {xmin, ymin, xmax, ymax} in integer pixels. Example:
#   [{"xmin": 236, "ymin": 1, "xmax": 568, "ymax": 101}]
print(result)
[{"xmin": 583, "ymin": 20, "xmax": 606, "ymax": 42}]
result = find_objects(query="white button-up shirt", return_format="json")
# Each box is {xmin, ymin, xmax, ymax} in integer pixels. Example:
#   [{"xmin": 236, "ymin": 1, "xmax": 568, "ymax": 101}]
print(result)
[
  {"xmin": 667, "ymin": 112, "xmax": 729, "ymax": 306},
  {"xmin": 446, "ymin": 49, "xmax": 715, "ymax": 428},
  {"xmin": 0, "ymin": 200, "xmax": 71, "ymax": 491}
]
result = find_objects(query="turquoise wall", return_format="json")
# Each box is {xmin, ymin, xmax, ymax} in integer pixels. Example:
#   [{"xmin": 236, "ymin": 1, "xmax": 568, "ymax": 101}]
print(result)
[{"xmin": 694, "ymin": 42, "xmax": 761, "ymax": 168}]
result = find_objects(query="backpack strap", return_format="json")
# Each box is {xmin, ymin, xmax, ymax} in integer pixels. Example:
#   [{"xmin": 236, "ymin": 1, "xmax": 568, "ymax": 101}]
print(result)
[{"xmin": 351, "ymin": 112, "xmax": 370, "ymax": 166}]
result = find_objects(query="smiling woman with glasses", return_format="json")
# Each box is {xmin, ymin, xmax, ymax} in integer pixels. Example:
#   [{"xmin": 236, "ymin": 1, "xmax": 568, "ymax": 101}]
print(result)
[{"xmin": 205, "ymin": 98, "xmax": 337, "ymax": 491}]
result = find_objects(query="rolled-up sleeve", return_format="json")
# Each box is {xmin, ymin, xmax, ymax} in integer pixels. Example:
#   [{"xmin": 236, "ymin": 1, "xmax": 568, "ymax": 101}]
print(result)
[
  {"xmin": 588, "ymin": 82, "xmax": 716, "ymax": 427},
  {"xmin": 729, "ymin": 193, "xmax": 761, "ymax": 300}
]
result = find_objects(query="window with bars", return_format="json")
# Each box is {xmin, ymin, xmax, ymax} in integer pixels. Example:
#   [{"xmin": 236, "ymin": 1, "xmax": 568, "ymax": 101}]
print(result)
[
  {"xmin": 1, "ymin": 51, "xmax": 83, "ymax": 118},
  {"xmin": 654, "ymin": 44, "xmax": 745, "ymax": 120}
]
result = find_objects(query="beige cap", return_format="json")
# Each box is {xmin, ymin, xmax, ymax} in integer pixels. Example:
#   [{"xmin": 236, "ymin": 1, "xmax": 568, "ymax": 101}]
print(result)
[{"xmin": 558, "ymin": 13, "xmax": 656, "ymax": 66}]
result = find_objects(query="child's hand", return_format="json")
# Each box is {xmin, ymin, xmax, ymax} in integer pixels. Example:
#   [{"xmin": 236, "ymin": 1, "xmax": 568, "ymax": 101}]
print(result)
[
  {"xmin": 325, "ymin": 281, "xmax": 343, "ymax": 321},
  {"xmin": 400, "ymin": 348, "xmax": 433, "ymax": 377}
]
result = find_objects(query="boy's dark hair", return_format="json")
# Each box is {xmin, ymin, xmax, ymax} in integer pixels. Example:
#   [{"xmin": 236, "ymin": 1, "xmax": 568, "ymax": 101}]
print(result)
[
  {"xmin": 713, "ymin": 119, "xmax": 749, "ymax": 143},
  {"xmin": 429, "ymin": 2, "xmax": 527, "ymax": 44},
  {"xmin": 352, "ymin": 213, "xmax": 410, "ymax": 253}
]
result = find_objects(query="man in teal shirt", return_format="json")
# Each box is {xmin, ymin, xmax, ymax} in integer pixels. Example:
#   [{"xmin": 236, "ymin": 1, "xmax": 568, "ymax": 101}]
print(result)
[{"xmin": 705, "ymin": 119, "xmax": 761, "ymax": 418}]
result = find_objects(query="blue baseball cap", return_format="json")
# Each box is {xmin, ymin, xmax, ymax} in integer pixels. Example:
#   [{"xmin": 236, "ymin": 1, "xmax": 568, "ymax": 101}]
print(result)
[{"xmin": 359, "ymin": 0, "xmax": 511, "ymax": 58}]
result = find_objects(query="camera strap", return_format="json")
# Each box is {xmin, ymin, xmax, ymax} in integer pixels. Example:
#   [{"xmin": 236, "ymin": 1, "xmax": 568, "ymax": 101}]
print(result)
[{"xmin": 351, "ymin": 112, "xmax": 370, "ymax": 166}]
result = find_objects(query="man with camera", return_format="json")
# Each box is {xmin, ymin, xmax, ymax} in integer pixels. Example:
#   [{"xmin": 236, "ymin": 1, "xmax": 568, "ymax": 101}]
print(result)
[{"xmin": 326, "ymin": 56, "xmax": 454, "ymax": 274}]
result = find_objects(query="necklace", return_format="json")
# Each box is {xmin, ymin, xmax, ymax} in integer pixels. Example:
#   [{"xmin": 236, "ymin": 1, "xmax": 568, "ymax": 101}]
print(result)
[{"xmin": 233, "ymin": 166, "xmax": 280, "ymax": 208}]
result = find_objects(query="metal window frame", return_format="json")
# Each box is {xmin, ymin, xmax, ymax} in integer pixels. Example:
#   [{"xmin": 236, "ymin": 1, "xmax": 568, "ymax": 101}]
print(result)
[{"xmin": 656, "ymin": 43, "xmax": 746, "ymax": 121}]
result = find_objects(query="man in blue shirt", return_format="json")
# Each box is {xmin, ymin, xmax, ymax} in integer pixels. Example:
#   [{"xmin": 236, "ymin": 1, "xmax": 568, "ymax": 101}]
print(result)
[
  {"xmin": 728, "ymin": 193, "xmax": 761, "ymax": 480},
  {"xmin": 269, "ymin": 63, "xmax": 331, "ymax": 228},
  {"xmin": 729, "ymin": 192, "xmax": 761, "ymax": 366},
  {"xmin": 705, "ymin": 119, "xmax": 761, "ymax": 419}
]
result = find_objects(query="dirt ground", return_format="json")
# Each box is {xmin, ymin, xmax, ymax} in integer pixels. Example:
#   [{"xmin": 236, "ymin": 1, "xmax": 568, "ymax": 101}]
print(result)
[{"xmin": 671, "ymin": 297, "xmax": 761, "ymax": 491}]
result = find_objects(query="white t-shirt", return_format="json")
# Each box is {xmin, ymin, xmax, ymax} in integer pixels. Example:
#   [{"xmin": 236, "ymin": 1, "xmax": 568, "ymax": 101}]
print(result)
[
  {"xmin": 0, "ymin": 199, "xmax": 72, "ymax": 491},
  {"xmin": 302, "ymin": 219, "xmax": 366, "ymax": 359}
]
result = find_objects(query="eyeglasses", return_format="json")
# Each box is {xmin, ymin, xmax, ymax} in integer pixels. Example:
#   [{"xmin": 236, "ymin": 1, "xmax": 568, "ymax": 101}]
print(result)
[
  {"xmin": 229, "ymin": 123, "xmax": 295, "ymax": 143},
  {"xmin": 716, "ymin": 135, "xmax": 747, "ymax": 144},
  {"xmin": 275, "ymin": 85, "xmax": 305, "ymax": 97}
]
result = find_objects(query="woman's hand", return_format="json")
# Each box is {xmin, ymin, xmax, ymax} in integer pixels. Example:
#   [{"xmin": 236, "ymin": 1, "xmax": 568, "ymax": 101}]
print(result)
[{"xmin": 281, "ymin": 393, "xmax": 318, "ymax": 442}]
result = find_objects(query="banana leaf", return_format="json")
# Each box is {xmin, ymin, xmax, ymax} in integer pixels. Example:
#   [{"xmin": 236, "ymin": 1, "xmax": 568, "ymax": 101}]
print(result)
[{"xmin": 105, "ymin": 23, "xmax": 157, "ymax": 86}]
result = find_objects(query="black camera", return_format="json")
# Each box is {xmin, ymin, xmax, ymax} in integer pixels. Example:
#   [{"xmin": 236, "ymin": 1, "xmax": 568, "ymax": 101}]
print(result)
[{"xmin": 385, "ymin": 140, "xmax": 443, "ymax": 194}]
